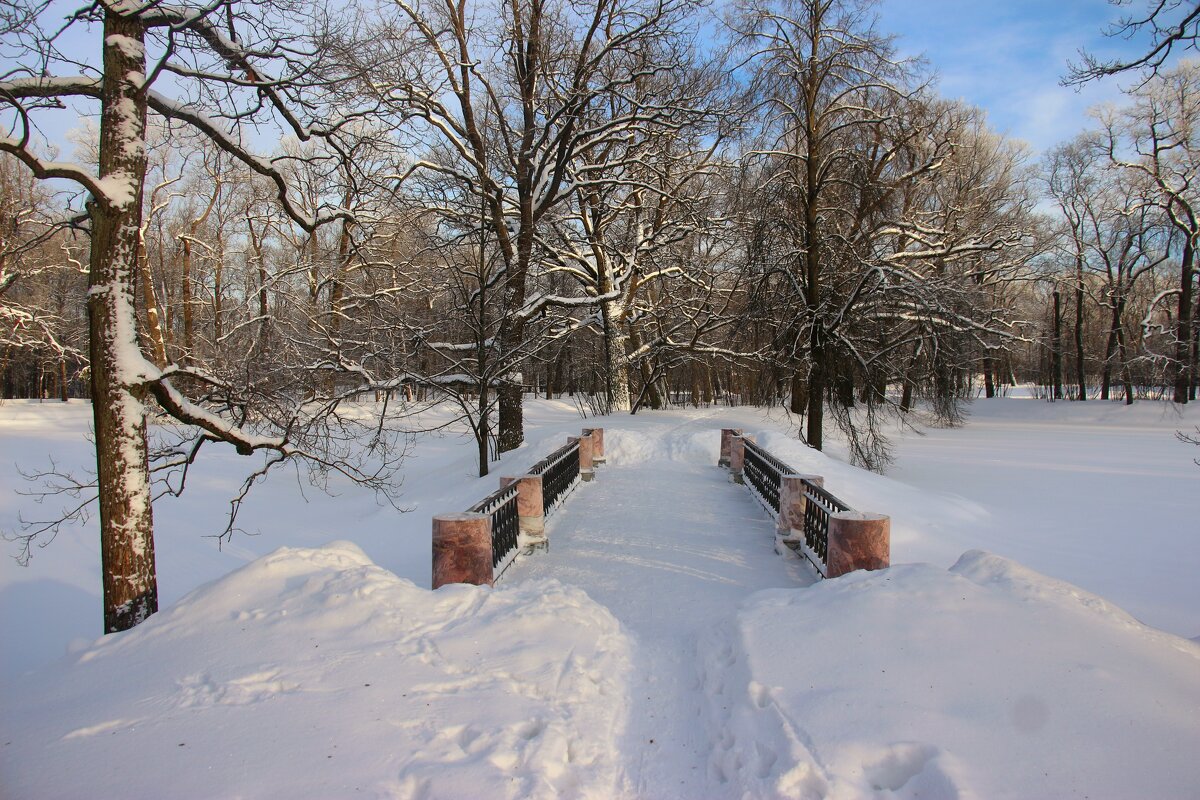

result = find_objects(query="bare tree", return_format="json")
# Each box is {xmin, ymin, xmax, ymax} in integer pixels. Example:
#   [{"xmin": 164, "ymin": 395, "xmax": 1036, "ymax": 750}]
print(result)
[
  {"xmin": 1100, "ymin": 60, "xmax": 1200, "ymax": 404},
  {"xmin": 365, "ymin": 0, "xmax": 697, "ymax": 450},
  {"xmin": 1066, "ymin": 0, "xmax": 1200, "ymax": 85},
  {"xmin": 0, "ymin": 0, "xmax": 407, "ymax": 632},
  {"xmin": 734, "ymin": 1, "xmax": 1035, "ymax": 464}
]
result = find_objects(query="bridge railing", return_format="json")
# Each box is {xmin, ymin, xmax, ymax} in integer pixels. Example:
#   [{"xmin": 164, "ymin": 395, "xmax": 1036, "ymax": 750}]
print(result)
[
  {"xmin": 529, "ymin": 440, "xmax": 582, "ymax": 515},
  {"xmin": 468, "ymin": 483, "xmax": 521, "ymax": 579},
  {"xmin": 432, "ymin": 428, "xmax": 603, "ymax": 589},
  {"xmin": 721, "ymin": 428, "xmax": 889, "ymax": 579}
]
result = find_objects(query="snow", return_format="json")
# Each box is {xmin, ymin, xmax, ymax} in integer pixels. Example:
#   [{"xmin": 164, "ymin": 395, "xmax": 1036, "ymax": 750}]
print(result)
[
  {"xmin": 720, "ymin": 551, "xmax": 1200, "ymax": 799},
  {"xmin": 1, "ymin": 540, "xmax": 631, "ymax": 798},
  {"xmin": 1, "ymin": 395, "xmax": 1198, "ymax": 797},
  {"xmin": 507, "ymin": 426, "xmax": 814, "ymax": 797}
]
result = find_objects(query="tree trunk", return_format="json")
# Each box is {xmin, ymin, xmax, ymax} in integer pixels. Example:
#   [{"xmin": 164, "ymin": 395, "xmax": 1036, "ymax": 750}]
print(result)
[
  {"xmin": 213, "ymin": 234, "xmax": 224, "ymax": 345},
  {"xmin": 1100, "ymin": 304, "xmax": 1119, "ymax": 401},
  {"xmin": 1173, "ymin": 235, "xmax": 1194, "ymax": 403},
  {"xmin": 497, "ymin": 374, "xmax": 524, "ymax": 452},
  {"xmin": 1052, "ymin": 288, "xmax": 1064, "ymax": 400},
  {"xmin": 1115, "ymin": 302, "xmax": 1134, "ymax": 405},
  {"xmin": 138, "ymin": 241, "xmax": 168, "ymax": 368},
  {"xmin": 180, "ymin": 236, "xmax": 194, "ymax": 362},
  {"xmin": 983, "ymin": 354, "xmax": 996, "ymax": 399},
  {"xmin": 805, "ymin": 327, "xmax": 825, "ymax": 448},
  {"xmin": 91, "ymin": 10, "xmax": 158, "ymax": 634},
  {"xmin": 1191, "ymin": 290, "xmax": 1199, "ymax": 401},
  {"xmin": 629, "ymin": 327, "xmax": 663, "ymax": 410},
  {"xmin": 1074, "ymin": 255, "xmax": 1086, "ymax": 400},
  {"xmin": 601, "ymin": 299, "xmax": 631, "ymax": 412}
]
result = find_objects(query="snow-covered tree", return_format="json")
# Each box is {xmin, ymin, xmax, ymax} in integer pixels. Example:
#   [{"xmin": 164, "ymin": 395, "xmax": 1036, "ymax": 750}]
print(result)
[{"xmin": 1, "ymin": 0, "xmax": 406, "ymax": 632}]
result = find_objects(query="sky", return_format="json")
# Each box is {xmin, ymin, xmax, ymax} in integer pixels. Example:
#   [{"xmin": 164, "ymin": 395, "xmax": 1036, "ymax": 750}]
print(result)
[
  {"xmin": 875, "ymin": 0, "xmax": 1144, "ymax": 155},
  {"xmin": 7, "ymin": 1, "xmax": 1165, "ymax": 166}
]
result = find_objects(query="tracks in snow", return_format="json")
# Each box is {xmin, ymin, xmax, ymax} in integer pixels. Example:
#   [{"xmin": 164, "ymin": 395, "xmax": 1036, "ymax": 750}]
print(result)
[{"xmin": 505, "ymin": 417, "xmax": 815, "ymax": 798}]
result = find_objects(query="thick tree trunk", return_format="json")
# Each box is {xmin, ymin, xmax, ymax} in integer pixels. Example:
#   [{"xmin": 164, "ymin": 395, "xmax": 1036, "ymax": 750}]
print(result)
[
  {"xmin": 1191, "ymin": 291, "xmax": 1199, "ymax": 401},
  {"xmin": 91, "ymin": 10, "xmax": 158, "ymax": 634},
  {"xmin": 1116, "ymin": 307, "xmax": 1134, "ymax": 405},
  {"xmin": 805, "ymin": 327, "xmax": 825, "ymax": 448},
  {"xmin": 601, "ymin": 299, "xmax": 631, "ymax": 412},
  {"xmin": 497, "ymin": 373, "xmax": 524, "ymax": 452},
  {"xmin": 1173, "ymin": 236, "xmax": 1194, "ymax": 403},
  {"xmin": 983, "ymin": 354, "xmax": 996, "ymax": 399}
]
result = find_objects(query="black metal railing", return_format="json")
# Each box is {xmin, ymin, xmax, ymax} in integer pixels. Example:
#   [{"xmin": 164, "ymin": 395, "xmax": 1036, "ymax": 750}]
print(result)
[
  {"xmin": 738, "ymin": 437, "xmax": 850, "ymax": 579},
  {"xmin": 743, "ymin": 439, "xmax": 798, "ymax": 516},
  {"xmin": 800, "ymin": 481, "xmax": 848, "ymax": 574},
  {"xmin": 530, "ymin": 441, "xmax": 581, "ymax": 515},
  {"xmin": 469, "ymin": 483, "xmax": 520, "ymax": 577}
]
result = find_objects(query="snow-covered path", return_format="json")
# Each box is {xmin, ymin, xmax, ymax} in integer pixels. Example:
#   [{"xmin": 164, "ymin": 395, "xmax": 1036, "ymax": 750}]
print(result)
[{"xmin": 506, "ymin": 422, "xmax": 814, "ymax": 798}]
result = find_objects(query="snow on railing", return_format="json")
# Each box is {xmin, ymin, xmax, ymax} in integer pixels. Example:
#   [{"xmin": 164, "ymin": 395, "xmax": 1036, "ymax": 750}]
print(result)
[
  {"xmin": 432, "ymin": 429, "xmax": 602, "ymax": 589},
  {"xmin": 721, "ymin": 429, "xmax": 888, "ymax": 580}
]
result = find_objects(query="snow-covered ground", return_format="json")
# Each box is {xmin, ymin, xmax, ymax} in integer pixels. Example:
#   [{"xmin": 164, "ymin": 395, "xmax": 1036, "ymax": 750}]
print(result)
[{"xmin": 1, "ymin": 395, "xmax": 1198, "ymax": 798}]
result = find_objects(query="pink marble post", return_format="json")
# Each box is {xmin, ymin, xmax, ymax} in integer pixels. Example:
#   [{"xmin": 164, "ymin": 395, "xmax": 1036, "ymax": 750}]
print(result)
[
  {"xmin": 582, "ymin": 427, "xmax": 605, "ymax": 464},
  {"xmin": 778, "ymin": 474, "xmax": 824, "ymax": 537},
  {"xmin": 729, "ymin": 434, "xmax": 754, "ymax": 484},
  {"xmin": 570, "ymin": 434, "xmax": 595, "ymax": 481},
  {"xmin": 719, "ymin": 428, "xmax": 743, "ymax": 468},
  {"xmin": 432, "ymin": 513, "xmax": 493, "ymax": 589},
  {"xmin": 826, "ymin": 512, "xmax": 890, "ymax": 578},
  {"xmin": 500, "ymin": 474, "xmax": 545, "ymax": 538}
]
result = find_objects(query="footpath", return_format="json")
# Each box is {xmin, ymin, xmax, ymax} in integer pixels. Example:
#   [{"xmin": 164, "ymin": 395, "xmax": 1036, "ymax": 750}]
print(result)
[{"xmin": 506, "ymin": 421, "xmax": 814, "ymax": 798}]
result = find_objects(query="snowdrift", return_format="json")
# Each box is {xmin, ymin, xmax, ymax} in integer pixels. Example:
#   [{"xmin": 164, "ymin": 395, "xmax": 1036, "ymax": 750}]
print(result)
[
  {"xmin": 0, "ymin": 542, "xmax": 633, "ymax": 799},
  {"xmin": 712, "ymin": 551, "xmax": 1200, "ymax": 799}
]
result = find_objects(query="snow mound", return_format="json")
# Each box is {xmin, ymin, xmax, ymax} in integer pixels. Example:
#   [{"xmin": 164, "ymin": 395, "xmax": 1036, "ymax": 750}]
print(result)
[
  {"xmin": 710, "ymin": 552, "xmax": 1200, "ymax": 799},
  {"xmin": 0, "ymin": 542, "xmax": 633, "ymax": 799},
  {"xmin": 603, "ymin": 425, "xmax": 718, "ymax": 466}
]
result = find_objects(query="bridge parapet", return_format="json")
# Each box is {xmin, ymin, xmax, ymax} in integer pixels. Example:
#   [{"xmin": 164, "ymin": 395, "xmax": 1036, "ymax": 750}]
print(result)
[
  {"xmin": 731, "ymin": 433, "xmax": 889, "ymax": 579},
  {"xmin": 433, "ymin": 428, "xmax": 602, "ymax": 589}
]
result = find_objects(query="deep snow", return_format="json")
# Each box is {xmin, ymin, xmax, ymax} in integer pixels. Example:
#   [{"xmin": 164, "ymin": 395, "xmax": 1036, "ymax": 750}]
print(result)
[{"xmin": 1, "ymin": 395, "xmax": 1198, "ymax": 798}]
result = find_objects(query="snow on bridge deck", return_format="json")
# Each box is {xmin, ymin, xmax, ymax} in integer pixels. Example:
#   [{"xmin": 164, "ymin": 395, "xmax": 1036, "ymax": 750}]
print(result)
[{"xmin": 505, "ymin": 420, "xmax": 815, "ymax": 798}]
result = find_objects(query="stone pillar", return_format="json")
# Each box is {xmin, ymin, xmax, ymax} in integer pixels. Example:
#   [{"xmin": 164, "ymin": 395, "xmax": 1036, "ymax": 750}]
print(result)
[
  {"xmin": 718, "ymin": 428, "xmax": 743, "ymax": 468},
  {"xmin": 729, "ymin": 434, "xmax": 753, "ymax": 484},
  {"xmin": 826, "ymin": 512, "xmax": 890, "ymax": 578},
  {"xmin": 570, "ymin": 433, "xmax": 595, "ymax": 482},
  {"xmin": 778, "ymin": 474, "xmax": 824, "ymax": 538},
  {"xmin": 432, "ymin": 513, "xmax": 493, "ymax": 589},
  {"xmin": 500, "ymin": 474, "xmax": 545, "ymax": 539},
  {"xmin": 582, "ymin": 427, "xmax": 605, "ymax": 465}
]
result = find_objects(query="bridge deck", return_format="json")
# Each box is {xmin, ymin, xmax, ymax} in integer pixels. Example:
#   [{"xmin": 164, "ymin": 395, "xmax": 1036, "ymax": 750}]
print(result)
[{"xmin": 505, "ymin": 431, "xmax": 815, "ymax": 799}]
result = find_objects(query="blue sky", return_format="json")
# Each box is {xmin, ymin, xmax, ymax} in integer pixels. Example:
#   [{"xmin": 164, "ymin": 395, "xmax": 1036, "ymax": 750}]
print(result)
[
  {"xmin": 14, "ymin": 0, "xmax": 1161, "ymax": 162},
  {"xmin": 875, "ymin": 0, "xmax": 1144, "ymax": 154}
]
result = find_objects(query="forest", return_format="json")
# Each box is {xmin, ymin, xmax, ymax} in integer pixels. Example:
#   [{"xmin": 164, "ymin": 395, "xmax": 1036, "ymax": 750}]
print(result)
[{"xmin": 1, "ymin": 0, "xmax": 1197, "ymax": 632}]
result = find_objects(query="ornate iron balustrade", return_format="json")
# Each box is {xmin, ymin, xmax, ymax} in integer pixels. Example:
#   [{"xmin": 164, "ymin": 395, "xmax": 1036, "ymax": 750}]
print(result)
[
  {"xmin": 469, "ymin": 483, "xmax": 520, "ymax": 579},
  {"xmin": 800, "ymin": 481, "xmax": 848, "ymax": 575},
  {"xmin": 437, "ymin": 430, "xmax": 601, "ymax": 590},
  {"xmin": 743, "ymin": 439, "xmax": 797, "ymax": 516},
  {"xmin": 739, "ymin": 437, "xmax": 851, "ymax": 579},
  {"xmin": 530, "ymin": 441, "xmax": 581, "ymax": 516}
]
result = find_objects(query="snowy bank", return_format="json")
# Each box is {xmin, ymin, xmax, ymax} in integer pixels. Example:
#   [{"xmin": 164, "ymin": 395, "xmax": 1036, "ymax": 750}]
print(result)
[
  {"xmin": 0, "ymin": 542, "xmax": 633, "ymax": 799},
  {"xmin": 712, "ymin": 551, "xmax": 1200, "ymax": 799}
]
